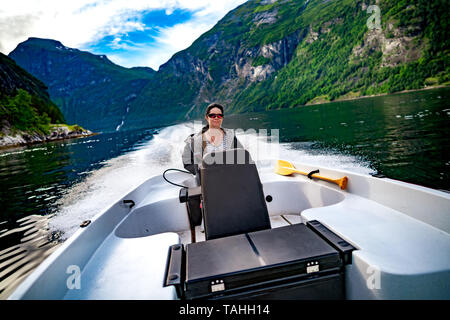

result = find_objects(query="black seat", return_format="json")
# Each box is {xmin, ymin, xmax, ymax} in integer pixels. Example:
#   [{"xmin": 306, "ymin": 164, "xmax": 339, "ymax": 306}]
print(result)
[{"xmin": 200, "ymin": 148, "xmax": 271, "ymax": 240}]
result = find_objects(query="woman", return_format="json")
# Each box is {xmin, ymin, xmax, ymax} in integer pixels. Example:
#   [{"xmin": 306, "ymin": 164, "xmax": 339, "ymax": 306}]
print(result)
[{"xmin": 182, "ymin": 103, "xmax": 243, "ymax": 174}]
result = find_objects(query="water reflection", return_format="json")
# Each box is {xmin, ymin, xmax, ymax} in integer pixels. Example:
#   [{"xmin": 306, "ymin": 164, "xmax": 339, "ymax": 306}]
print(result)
[
  {"xmin": 0, "ymin": 215, "xmax": 60, "ymax": 299},
  {"xmin": 225, "ymin": 87, "xmax": 450, "ymax": 190}
]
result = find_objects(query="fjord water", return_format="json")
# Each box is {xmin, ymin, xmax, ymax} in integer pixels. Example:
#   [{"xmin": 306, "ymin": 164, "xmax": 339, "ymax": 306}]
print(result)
[
  {"xmin": 0, "ymin": 87, "xmax": 449, "ymax": 298},
  {"xmin": 225, "ymin": 87, "xmax": 450, "ymax": 192}
]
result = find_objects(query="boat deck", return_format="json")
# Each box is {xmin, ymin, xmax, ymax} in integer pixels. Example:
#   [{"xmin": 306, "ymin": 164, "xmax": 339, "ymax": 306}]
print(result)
[{"xmin": 178, "ymin": 214, "xmax": 303, "ymax": 245}]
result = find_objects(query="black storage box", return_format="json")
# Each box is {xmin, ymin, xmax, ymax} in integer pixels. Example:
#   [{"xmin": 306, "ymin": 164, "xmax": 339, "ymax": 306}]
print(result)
[{"xmin": 165, "ymin": 221, "xmax": 355, "ymax": 300}]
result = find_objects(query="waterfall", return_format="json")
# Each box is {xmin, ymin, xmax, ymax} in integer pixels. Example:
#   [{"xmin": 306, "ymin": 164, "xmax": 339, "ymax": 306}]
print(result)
[{"xmin": 116, "ymin": 106, "xmax": 130, "ymax": 131}]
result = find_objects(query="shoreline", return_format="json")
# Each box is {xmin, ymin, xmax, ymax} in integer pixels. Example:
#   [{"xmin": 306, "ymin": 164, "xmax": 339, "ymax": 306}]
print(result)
[
  {"xmin": 0, "ymin": 125, "xmax": 97, "ymax": 151},
  {"xmin": 304, "ymin": 84, "xmax": 450, "ymax": 106}
]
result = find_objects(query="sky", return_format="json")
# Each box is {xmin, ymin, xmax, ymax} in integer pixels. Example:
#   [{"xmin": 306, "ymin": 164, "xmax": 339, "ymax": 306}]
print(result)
[{"xmin": 0, "ymin": 0, "xmax": 247, "ymax": 70}]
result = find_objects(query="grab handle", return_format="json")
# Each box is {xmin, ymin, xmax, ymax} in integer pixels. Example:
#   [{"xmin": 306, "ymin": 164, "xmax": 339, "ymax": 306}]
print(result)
[{"xmin": 123, "ymin": 199, "xmax": 135, "ymax": 209}]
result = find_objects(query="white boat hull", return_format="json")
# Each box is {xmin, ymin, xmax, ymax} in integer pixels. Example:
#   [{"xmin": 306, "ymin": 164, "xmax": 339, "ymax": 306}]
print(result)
[{"xmin": 9, "ymin": 161, "xmax": 450, "ymax": 300}]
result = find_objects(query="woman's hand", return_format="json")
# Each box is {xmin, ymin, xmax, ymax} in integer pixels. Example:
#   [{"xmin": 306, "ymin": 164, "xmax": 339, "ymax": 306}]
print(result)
[{"xmin": 205, "ymin": 128, "xmax": 224, "ymax": 146}]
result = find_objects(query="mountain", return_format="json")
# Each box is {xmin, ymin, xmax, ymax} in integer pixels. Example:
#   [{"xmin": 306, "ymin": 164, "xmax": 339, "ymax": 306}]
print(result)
[
  {"xmin": 9, "ymin": 38, "xmax": 156, "ymax": 132},
  {"xmin": 0, "ymin": 52, "xmax": 65, "ymax": 133},
  {"xmin": 9, "ymin": 0, "xmax": 449, "ymax": 132},
  {"xmin": 146, "ymin": 0, "xmax": 448, "ymax": 114}
]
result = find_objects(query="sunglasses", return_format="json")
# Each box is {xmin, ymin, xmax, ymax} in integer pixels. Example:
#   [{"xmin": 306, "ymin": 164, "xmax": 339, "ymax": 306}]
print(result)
[{"xmin": 207, "ymin": 113, "xmax": 224, "ymax": 119}]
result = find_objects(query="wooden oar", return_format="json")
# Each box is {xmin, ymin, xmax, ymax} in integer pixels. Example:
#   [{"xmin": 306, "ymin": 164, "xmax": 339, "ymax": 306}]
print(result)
[{"xmin": 275, "ymin": 160, "xmax": 348, "ymax": 190}]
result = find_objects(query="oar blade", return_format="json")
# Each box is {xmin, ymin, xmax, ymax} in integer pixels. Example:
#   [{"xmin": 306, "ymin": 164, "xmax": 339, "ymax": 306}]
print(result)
[
  {"xmin": 274, "ymin": 160, "xmax": 296, "ymax": 176},
  {"xmin": 275, "ymin": 159, "xmax": 349, "ymax": 190}
]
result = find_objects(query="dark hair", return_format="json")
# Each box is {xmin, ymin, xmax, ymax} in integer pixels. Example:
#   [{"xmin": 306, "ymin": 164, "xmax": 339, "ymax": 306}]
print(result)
[
  {"xmin": 202, "ymin": 103, "xmax": 224, "ymax": 133},
  {"xmin": 205, "ymin": 103, "xmax": 224, "ymax": 116}
]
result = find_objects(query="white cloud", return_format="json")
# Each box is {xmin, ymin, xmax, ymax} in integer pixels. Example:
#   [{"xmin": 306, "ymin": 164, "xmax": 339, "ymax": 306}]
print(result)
[
  {"xmin": 141, "ymin": 20, "xmax": 214, "ymax": 69},
  {"xmin": 0, "ymin": 0, "xmax": 247, "ymax": 69}
]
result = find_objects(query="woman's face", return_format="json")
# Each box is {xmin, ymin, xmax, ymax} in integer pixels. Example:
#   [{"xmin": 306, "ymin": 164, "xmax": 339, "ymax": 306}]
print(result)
[{"xmin": 206, "ymin": 107, "xmax": 223, "ymax": 129}]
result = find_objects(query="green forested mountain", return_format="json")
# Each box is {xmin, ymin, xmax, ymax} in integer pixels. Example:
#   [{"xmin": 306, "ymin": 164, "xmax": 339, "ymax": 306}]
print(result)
[
  {"xmin": 224, "ymin": 0, "xmax": 449, "ymax": 110},
  {"xmin": 0, "ymin": 52, "xmax": 65, "ymax": 134},
  {"xmin": 9, "ymin": 38, "xmax": 155, "ymax": 132},
  {"xmin": 9, "ymin": 0, "xmax": 449, "ymax": 131}
]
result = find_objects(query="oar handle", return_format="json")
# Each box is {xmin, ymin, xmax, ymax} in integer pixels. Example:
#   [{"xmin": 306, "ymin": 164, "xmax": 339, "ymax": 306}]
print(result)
[
  {"xmin": 316, "ymin": 175, "xmax": 348, "ymax": 190},
  {"xmin": 291, "ymin": 169, "xmax": 348, "ymax": 190}
]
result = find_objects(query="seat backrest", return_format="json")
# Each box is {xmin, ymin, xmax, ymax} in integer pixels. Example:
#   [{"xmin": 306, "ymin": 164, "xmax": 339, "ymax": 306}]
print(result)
[{"xmin": 200, "ymin": 148, "xmax": 271, "ymax": 240}]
